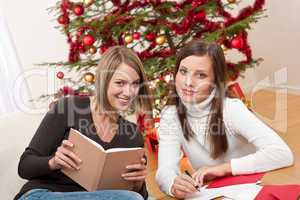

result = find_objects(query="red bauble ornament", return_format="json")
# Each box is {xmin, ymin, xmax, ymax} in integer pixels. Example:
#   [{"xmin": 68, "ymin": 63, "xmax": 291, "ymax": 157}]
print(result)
[
  {"xmin": 57, "ymin": 15, "xmax": 69, "ymax": 25},
  {"xmin": 73, "ymin": 4, "xmax": 84, "ymax": 16},
  {"xmin": 132, "ymin": 32, "xmax": 141, "ymax": 40},
  {"xmin": 145, "ymin": 32, "xmax": 156, "ymax": 41},
  {"xmin": 61, "ymin": 0, "xmax": 70, "ymax": 10},
  {"xmin": 82, "ymin": 34, "xmax": 95, "ymax": 46},
  {"xmin": 56, "ymin": 71, "xmax": 64, "ymax": 79},
  {"xmin": 231, "ymin": 36, "xmax": 244, "ymax": 49},
  {"xmin": 194, "ymin": 11, "xmax": 206, "ymax": 21}
]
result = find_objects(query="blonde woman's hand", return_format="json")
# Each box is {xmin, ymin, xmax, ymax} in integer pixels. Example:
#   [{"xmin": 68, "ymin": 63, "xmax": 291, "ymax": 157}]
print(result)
[
  {"xmin": 48, "ymin": 139, "xmax": 82, "ymax": 171},
  {"xmin": 122, "ymin": 157, "xmax": 147, "ymax": 191}
]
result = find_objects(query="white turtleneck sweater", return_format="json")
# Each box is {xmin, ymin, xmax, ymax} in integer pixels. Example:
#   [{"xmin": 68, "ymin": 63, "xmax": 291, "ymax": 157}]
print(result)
[{"xmin": 155, "ymin": 89, "xmax": 294, "ymax": 196}]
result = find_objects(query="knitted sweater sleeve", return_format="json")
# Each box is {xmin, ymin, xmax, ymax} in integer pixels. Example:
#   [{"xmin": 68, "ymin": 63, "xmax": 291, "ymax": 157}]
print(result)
[
  {"xmin": 224, "ymin": 98, "xmax": 294, "ymax": 175},
  {"xmin": 155, "ymin": 106, "xmax": 183, "ymax": 196}
]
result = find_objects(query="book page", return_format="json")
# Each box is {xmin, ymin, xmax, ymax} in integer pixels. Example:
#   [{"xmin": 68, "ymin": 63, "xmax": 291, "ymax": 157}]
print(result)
[
  {"xmin": 186, "ymin": 183, "xmax": 262, "ymax": 200},
  {"xmin": 106, "ymin": 147, "xmax": 143, "ymax": 153},
  {"xmin": 221, "ymin": 183, "xmax": 262, "ymax": 200},
  {"xmin": 72, "ymin": 129, "xmax": 142, "ymax": 153}
]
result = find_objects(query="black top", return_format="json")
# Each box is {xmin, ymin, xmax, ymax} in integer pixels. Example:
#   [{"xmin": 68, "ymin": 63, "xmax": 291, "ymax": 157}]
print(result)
[{"xmin": 14, "ymin": 96, "xmax": 148, "ymax": 200}]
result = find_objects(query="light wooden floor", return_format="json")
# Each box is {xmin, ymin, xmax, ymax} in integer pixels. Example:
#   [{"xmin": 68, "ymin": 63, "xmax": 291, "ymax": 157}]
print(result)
[{"xmin": 145, "ymin": 89, "xmax": 300, "ymax": 200}]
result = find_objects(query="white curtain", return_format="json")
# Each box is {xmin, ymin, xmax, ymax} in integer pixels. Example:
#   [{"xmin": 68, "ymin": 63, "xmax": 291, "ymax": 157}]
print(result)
[{"xmin": 0, "ymin": 13, "xmax": 30, "ymax": 116}]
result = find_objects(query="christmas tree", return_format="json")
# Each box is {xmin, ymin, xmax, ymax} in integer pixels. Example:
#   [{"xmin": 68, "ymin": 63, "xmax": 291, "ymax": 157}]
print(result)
[{"xmin": 40, "ymin": 0, "xmax": 266, "ymax": 115}]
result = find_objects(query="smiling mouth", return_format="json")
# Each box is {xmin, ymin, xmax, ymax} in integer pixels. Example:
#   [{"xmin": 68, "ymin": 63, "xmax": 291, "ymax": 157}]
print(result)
[
  {"xmin": 117, "ymin": 97, "xmax": 130, "ymax": 105},
  {"xmin": 182, "ymin": 89, "xmax": 196, "ymax": 96}
]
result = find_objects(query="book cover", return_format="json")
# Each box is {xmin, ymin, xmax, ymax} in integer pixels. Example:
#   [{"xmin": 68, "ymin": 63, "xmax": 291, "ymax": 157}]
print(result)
[{"xmin": 62, "ymin": 128, "xmax": 145, "ymax": 191}]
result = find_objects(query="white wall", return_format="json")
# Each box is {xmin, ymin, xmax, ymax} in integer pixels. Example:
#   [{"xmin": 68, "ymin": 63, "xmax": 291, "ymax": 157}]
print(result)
[
  {"xmin": 0, "ymin": 0, "xmax": 299, "ymax": 114},
  {"xmin": 0, "ymin": 0, "xmax": 68, "ymax": 113},
  {"xmin": 236, "ymin": 0, "xmax": 300, "ymax": 94}
]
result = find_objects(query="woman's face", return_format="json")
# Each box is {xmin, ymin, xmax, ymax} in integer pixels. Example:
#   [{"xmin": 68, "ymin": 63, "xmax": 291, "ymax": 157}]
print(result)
[
  {"xmin": 175, "ymin": 55, "xmax": 215, "ymax": 104},
  {"xmin": 107, "ymin": 63, "xmax": 140, "ymax": 111}
]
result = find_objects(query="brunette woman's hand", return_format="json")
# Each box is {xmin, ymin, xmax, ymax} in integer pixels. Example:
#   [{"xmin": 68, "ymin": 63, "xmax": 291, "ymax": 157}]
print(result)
[
  {"xmin": 192, "ymin": 163, "xmax": 232, "ymax": 186},
  {"xmin": 48, "ymin": 139, "xmax": 82, "ymax": 170},
  {"xmin": 122, "ymin": 157, "xmax": 147, "ymax": 191},
  {"xmin": 170, "ymin": 173, "xmax": 199, "ymax": 199}
]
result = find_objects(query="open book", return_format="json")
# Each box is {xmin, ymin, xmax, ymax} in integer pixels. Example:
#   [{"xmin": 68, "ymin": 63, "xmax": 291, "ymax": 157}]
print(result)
[{"xmin": 61, "ymin": 128, "xmax": 145, "ymax": 191}]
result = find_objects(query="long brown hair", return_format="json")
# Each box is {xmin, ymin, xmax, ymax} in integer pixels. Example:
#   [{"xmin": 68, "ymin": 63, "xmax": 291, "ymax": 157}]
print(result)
[{"xmin": 168, "ymin": 40, "xmax": 229, "ymax": 159}]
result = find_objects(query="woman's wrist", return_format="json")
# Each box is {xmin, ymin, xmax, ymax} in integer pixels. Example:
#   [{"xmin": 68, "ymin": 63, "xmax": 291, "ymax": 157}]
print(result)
[
  {"xmin": 48, "ymin": 157, "xmax": 58, "ymax": 170},
  {"xmin": 222, "ymin": 162, "xmax": 232, "ymax": 175}
]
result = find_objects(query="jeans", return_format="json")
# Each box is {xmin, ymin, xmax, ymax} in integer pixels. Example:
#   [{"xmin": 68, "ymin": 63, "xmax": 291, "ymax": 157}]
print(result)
[{"xmin": 19, "ymin": 189, "xmax": 144, "ymax": 200}]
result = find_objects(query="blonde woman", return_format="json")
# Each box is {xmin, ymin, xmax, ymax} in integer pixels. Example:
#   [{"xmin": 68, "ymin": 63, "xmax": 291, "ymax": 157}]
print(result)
[
  {"xmin": 15, "ymin": 46, "xmax": 152, "ymax": 200},
  {"xmin": 156, "ymin": 40, "xmax": 294, "ymax": 199}
]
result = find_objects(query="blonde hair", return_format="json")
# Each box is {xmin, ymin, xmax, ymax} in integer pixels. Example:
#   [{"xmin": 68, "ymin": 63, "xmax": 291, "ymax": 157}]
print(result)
[{"xmin": 94, "ymin": 46, "xmax": 153, "ymax": 119}]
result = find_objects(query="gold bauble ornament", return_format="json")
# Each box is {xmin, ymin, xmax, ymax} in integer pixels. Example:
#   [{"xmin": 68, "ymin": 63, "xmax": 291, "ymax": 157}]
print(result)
[
  {"xmin": 83, "ymin": 72, "xmax": 95, "ymax": 83},
  {"xmin": 155, "ymin": 35, "xmax": 166, "ymax": 45},
  {"xmin": 227, "ymin": 0, "xmax": 236, "ymax": 4},
  {"xmin": 124, "ymin": 34, "xmax": 133, "ymax": 44},
  {"xmin": 88, "ymin": 46, "xmax": 97, "ymax": 54},
  {"xmin": 221, "ymin": 44, "xmax": 228, "ymax": 53},
  {"xmin": 83, "ymin": 0, "xmax": 94, "ymax": 7}
]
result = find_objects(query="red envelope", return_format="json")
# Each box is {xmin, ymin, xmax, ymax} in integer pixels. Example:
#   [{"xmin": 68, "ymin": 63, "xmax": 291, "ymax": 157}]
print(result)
[
  {"xmin": 207, "ymin": 173, "xmax": 265, "ymax": 188},
  {"xmin": 255, "ymin": 185, "xmax": 300, "ymax": 200},
  {"xmin": 254, "ymin": 187, "xmax": 277, "ymax": 200}
]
